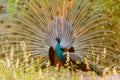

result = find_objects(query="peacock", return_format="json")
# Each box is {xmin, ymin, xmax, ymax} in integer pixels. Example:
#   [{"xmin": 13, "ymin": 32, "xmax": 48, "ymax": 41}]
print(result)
[{"xmin": 0, "ymin": 0, "xmax": 119, "ymax": 76}]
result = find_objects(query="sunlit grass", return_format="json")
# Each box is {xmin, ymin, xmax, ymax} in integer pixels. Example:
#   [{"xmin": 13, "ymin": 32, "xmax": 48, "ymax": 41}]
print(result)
[
  {"xmin": 0, "ymin": 59, "xmax": 119, "ymax": 80},
  {"xmin": 0, "ymin": 42, "xmax": 119, "ymax": 80}
]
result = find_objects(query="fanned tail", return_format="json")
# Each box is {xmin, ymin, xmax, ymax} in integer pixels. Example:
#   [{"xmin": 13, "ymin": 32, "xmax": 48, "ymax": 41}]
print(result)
[{"xmin": 0, "ymin": 0, "xmax": 119, "ymax": 67}]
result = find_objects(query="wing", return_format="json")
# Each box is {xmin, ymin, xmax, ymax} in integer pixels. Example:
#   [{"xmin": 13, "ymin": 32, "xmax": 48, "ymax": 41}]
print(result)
[
  {"xmin": 49, "ymin": 47, "xmax": 63, "ymax": 67},
  {"xmin": 62, "ymin": 53, "xmax": 102, "ymax": 76}
]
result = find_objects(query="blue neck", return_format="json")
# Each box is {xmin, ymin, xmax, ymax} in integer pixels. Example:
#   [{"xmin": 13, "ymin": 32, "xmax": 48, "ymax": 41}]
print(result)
[{"xmin": 55, "ymin": 41, "xmax": 63, "ymax": 61}]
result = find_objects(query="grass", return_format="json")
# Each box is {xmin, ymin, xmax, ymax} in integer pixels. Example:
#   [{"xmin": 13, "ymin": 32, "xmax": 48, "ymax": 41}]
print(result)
[
  {"xmin": 0, "ymin": 59, "xmax": 119, "ymax": 80},
  {"xmin": 0, "ymin": 42, "xmax": 119, "ymax": 80}
]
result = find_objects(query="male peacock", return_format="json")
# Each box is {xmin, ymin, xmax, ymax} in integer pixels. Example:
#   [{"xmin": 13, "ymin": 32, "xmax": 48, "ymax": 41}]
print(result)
[{"xmin": 0, "ymin": 0, "xmax": 119, "ymax": 76}]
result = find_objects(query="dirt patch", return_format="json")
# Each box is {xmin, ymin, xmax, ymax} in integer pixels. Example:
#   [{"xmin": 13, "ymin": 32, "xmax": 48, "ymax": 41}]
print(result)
[
  {"xmin": 80, "ymin": 74, "xmax": 120, "ymax": 80},
  {"xmin": 71, "ymin": 74, "xmax": 120, "ymax": 80}
]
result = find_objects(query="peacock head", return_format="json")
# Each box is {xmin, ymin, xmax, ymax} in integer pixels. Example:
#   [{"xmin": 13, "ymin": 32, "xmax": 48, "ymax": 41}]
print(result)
[
  {"xmin": 56, "ymin": 37, "xmax": 69, "ymax": 52},
  {"xmin": 56, "ymin": 37, "xmax": 61, "ymax": 43}
]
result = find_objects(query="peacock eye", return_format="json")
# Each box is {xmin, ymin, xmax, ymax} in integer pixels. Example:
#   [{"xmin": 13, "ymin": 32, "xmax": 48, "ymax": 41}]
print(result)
[
  {"xmin": 56, "ymin": 11, "xmax": 59, "ymax": 15},
  {"xmin": 51, "ymin": 16, "xmax": 53, "ymax": 20},
  {"xmin": 17, "ymin": 21, "xmax": 21, "ymax": 24},
  {"xmin": 25, "ymin": 8, "xmax": 29, "ymax": 10},
  {"xmin": 0, "ymin": 20, "xmax": 4, "ymax": 23},
  {"xmin": 6, "ymin": 25, "xmax": 11, "ymax": 28},
  {"xmin": 38, "ymin": 4, "xmax": 41, "ymax": 8},
  {"xmin": 0, "ymin": 6, "xmax": 3, "ymax": 8},
  {"xmin": 13, "ymin": 32, "xmax": 18, "ymax": 35},
  {"xmin": 77, "ymin": 6, "xmax": 80, "ymax": 9}
]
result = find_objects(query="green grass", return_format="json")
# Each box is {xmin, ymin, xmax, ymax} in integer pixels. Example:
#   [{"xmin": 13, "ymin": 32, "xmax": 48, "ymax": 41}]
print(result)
[
  {"xmin": 0, "ymin": 0, "xmax": 120, "ymax": 80},
  {"xmin": 0, "ymin": 61, "xmax": 119, "ymax": 80},
  {"xmin": 0, "ymin": 53, "xmax": 119, "ymax": 80}
]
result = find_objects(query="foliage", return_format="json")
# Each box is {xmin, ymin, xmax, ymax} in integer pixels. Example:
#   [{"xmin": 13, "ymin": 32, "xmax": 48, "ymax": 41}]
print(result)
[
  {"xmin": 0, "ymin": 58, "xmax": 119, "ymax": 80},
  {"xmin": 92, "ymin": 0, "xmax": 120, "ymax": 50}
]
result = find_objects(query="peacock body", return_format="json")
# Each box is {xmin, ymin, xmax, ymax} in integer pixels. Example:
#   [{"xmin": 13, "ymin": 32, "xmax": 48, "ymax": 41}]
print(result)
[{"xmin": 0, "ymin": 0, "xmax": 119, "ymax": 76}]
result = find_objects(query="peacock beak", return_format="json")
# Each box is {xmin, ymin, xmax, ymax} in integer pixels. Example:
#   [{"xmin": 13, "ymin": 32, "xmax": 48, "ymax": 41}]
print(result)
[{"xmin": 56, "ymin": 37, "xmax": 61, "ymax": 42}]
